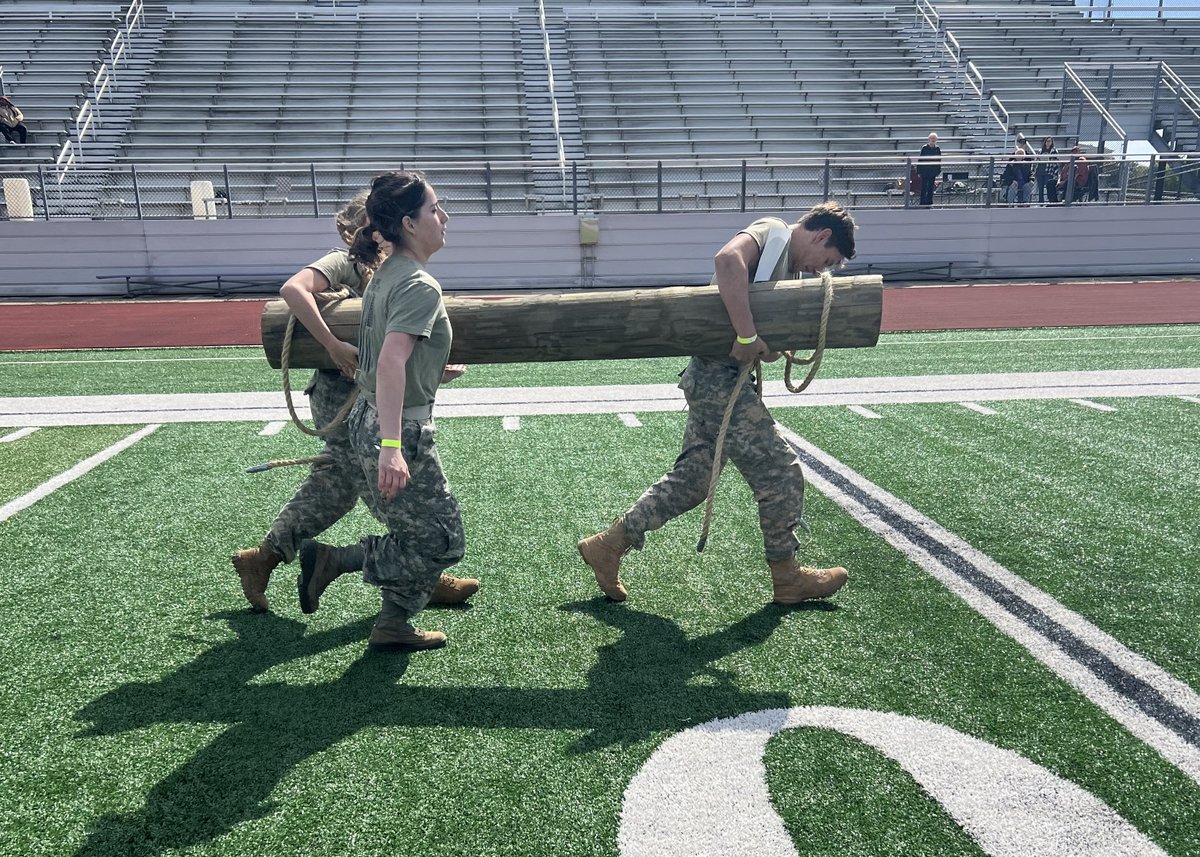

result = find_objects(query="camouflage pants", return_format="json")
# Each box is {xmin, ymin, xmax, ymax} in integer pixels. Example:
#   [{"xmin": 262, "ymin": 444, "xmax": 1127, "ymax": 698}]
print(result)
[
  {"xmin": 624, "ymin": 356, "xmax": 807, "ymax": 561},
  {"xmin": 264, "ymin": 370, "xmax": 365, "ymax": 563},
  {"xmin": 349, "ymin": 398, "xmax": 465, "ymax": 617}
]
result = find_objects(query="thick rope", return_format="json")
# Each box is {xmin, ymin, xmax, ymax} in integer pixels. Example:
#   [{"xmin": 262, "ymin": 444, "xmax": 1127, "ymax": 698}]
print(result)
[
  {"xmin": 281, "ymin": 287, "xmax": 358, "ymax": 438},
  {"xmin": 245, "ymin": 454, "xmax": 333, "ymax": 474},
  {"xmin": 696, "ymin": 270, "xmax": 835, "ymax": 552}
]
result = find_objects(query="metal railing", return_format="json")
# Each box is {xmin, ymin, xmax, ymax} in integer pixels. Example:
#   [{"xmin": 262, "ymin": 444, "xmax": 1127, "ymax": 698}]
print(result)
[{"xmin": 4, "ymin": 153, "xmax": 1195, "ymax": 222}]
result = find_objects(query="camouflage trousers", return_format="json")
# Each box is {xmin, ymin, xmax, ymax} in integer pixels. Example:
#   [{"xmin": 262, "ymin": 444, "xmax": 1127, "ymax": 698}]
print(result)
[
  {"xmin": 264, "ymin": 369, "xmax": 365, "ymax": 563},
  {"xmin": 623, "ymin": 356, "xmax": 807, "ymax": 561},
  {"xmin": 349, "ymin": 398, "xmax": 466, "ymax": 618}
]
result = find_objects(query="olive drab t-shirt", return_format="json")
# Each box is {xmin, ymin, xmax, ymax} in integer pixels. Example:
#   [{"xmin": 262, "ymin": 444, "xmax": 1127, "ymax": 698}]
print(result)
[
  {"xmin": 355, "ymin": 253, "xmax": 451, "ymax": 409},
  {"xmin": 306, "ymin": 249, "xmax": 365, "ymax": 297}
]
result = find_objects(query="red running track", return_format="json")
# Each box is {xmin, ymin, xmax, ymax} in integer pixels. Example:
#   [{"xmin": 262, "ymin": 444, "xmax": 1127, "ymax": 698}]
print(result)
[{"xmin": 1, "ymin": 280, "xmax": 1198, "ymax": 352}]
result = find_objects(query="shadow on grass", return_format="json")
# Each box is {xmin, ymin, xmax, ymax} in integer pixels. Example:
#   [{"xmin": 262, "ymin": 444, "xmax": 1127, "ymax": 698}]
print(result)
[{"xmin": 73, "ymin": 600, "xmax": 812, "ymax": 855}]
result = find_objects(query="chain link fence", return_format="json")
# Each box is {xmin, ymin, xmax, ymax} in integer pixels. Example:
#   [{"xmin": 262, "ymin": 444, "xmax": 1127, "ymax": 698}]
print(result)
[{"xmin": 1, "ymin": 154, "xmax": 1196, "ymax": 221}]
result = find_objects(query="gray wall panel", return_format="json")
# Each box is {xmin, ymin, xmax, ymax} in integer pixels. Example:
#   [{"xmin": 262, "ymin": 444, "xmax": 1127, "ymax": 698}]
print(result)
[{"xmin": 1, "ymin": 206, "xmax": 1198, "ymax": 299}]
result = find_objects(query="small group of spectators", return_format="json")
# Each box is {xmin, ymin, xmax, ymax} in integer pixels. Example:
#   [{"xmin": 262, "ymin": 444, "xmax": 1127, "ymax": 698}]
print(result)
[
  {"xmin": 0, "ymin": 95, "xmax": 29, "ymax": 145},
  {"xmin": 912, "ymin": 131, "xmax": 1097, "ymax": 208},
  {"xmin": 1000, "ymin": 133, "xmax": 1093, "ymax": 205}
]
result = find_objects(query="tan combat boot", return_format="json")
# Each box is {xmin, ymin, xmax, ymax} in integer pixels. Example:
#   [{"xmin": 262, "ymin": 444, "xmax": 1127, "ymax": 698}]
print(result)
[
  {"xmin": 230, "ymin": 543, "xmax": 282, "ymax": 613},
  {"xmin": 429, "ymin": 574, "xmax": 480, "ymax": 605},
  {"xmin": 297, "ymin": 540, "xmax": 359, "ymax": 614},
  {"xmin": 577, "ymin": 518, "xmax": 631, "ymax": 602},
  {"xmin": 768, "ymin": 557, "xmax": 849, "ymax": 604},
  {"xmin": 367, "ymin": 623, "xmax": 448, "ymax": 653}
]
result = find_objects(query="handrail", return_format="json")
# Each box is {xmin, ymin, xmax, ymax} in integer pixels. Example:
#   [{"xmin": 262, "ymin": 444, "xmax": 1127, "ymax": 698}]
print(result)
[
  {"xmin": 943, "ymin": 30, "xmax": 962, "ymax": 65},
  {"xmin": 1064, "ymin": 62, "xmax": 1129, "ymax": 147},
  {"xmin": 965, "ymin": 61, "xmax": 984, "ymax": 99},
  {"xmin": 1159, "ymin": 64, "xmax": 1200, "ymax": 126},
  {"xmin": 124, "ymin": 0, "xmax": 143, "ymax": 33},
  {"xmin": 535, "ymin": 0, "xmax": 567, "ymax": 189},
  {"xmin": 989, "ymin": 92, "xmax": 1010, "ymax": 134},
  {"xmin": 916, "ymin": 0, "xmax": 939, "ymax": 32}
]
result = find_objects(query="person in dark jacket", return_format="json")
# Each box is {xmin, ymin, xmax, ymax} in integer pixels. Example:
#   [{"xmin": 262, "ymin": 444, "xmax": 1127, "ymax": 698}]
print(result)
[
  {"xmin": 1036, "ymin": 136, "xmax": 1060, "ymax": 204},
  {"xmin": 916, "ymin": 132, "xmax": 942, "ymax": 207}
]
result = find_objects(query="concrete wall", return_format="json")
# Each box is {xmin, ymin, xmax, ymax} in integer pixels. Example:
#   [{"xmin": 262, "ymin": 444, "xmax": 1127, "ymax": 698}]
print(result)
[{"xmin": 1, "ymin": 205, "xmax": 1198, "ymax": 299}]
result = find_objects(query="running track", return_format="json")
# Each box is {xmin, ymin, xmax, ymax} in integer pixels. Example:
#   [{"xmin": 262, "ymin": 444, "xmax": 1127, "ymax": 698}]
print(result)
[{"xmin": 1, "ymin": 279, "xmax": 1199, "ymax": 351}]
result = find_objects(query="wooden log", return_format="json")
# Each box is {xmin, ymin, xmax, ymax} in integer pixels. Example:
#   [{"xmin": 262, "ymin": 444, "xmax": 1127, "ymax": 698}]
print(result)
[{"xmin": 261, "ymin": 275, "xmax": 883, "ymax": 369}]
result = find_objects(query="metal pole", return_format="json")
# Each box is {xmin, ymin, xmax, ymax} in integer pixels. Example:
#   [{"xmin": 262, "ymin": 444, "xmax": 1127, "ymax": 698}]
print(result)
[
  {"xmin": 1064, "ymin": 156, "xmax": 1076, "ymax": 204},
  {"xmin": 572, "ymin": 161, "xmax": 578, "ymax": 215},
  {"xmin": 1144, "ymin": 154, "xmax": 1156, "ymax": 204},
  {"xmin": 131, "ymin": 164, "xmax": 142, "ymax": 219},
  {"xmin": 310, "ymin": 163, "xmax": 319, "ymax": 217},
  {"xmin": 37, "ymin": 164, "xmax": 50, "ymax": 220},
  {"xmin": 984, "ymin": 156, "xmax": 994, "ymax": 208},
  {"xmin": 223, "ymin": 163, "xmax": 233, "ymax": 219},
  {"xmin": 656, "ymin": 160, "xmax": 663, "ymax": 213},
  {"xmin": 823, "ymin": 158, "xmax": 831, "ymax": 201},
  {"xmin": 1148, "ymin": 62, "xmax": 1163, "ymax": 143},
  {"xmin": 904, "ymin": 156, "xmax": 912, "ymax": 208},
  {"xmin": 739, "ymin": 159, "xmax": 747, "ymax": 212},
  {"xmin": 1097, "ymin": 63, "xmax": 1115, "ymax": 156},
  {"xmin": 485, "ymin": 162, "xmax": 493, "ymax": 215}
]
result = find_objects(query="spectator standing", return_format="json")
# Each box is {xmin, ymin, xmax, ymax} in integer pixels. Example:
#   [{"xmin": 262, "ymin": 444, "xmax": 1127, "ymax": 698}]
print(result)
[
  {"xmin": 0, "ymin": 96, "xmax": 28, "ymax": 145},
  {"xmin": 1058, "ymin": 145, "xmax": 1089, "ymax": 202},
  {"xmin": 1036, "ymin": 136, "xmax": 1060, "ymax": 204},
  {"xmin": 916, "ymin": 132, "xmax": 942, "ymax": 208}
]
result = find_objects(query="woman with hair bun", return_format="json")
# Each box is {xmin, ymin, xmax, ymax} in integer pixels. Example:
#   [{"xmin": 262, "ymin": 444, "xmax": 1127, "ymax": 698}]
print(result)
[
  {"xmin": 296, "ymin": 171, "xmax": 467, "ymax": 652},
  {"xmin": 230, "ymin": 189, "xmax": 475, "ymax": 615}
]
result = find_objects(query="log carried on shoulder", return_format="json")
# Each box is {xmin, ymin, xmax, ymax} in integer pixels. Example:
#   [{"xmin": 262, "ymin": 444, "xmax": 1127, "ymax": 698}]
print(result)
[{"xmin": 260, "ymin": 275, "xmax": 883, "ymax": 369}]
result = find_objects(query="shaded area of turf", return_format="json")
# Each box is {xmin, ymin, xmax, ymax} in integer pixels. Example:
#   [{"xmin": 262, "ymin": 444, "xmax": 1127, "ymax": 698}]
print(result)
[
  {"xmin": 0, "ymin": 417, "xmax": 1197, "ymax": 855},
  {"xmin": 2, "ymin": 325, "xmax": 1198, "ymax": 397}
]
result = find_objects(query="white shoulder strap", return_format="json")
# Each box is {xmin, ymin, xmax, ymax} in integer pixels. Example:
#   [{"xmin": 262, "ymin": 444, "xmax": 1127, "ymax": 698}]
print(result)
[{"xmin": 753, "ymin": 222, "xmax": 791, "ymax": 282}]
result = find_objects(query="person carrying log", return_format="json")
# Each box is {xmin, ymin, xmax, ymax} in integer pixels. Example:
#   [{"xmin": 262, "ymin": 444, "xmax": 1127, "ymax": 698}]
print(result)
[
  {"xmin": 231, "ymin": 190, "xmax": 477, "ymax": 614},
  {"xmin": 294, "ymin": 171, "xmax": 467, "ymax": 652},
  {"xmin": 577, "ymin": 202, "xmax": 857, "ymax": 605}
]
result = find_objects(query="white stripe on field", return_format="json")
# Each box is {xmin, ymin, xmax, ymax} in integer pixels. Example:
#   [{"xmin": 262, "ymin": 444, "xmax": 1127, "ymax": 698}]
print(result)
[
  {"xmin": 258, "ymin": 421, "xmax": 287, "ymax": 436},
  {"xmin": 847, "ymin": 405, "xmax": 882, "ymax": 419},
  {"xmin": 959, "ymin": 402, "xmax": 998, "ymax": 415},
  {"xmin": 618, "ymin": 413, "xmax": 642, "ymax": 428},
  {"xmin": 0, "ymin": 426, "xmax": 39, "ymax": 442},
  {"xmin": 1179, "ymin": 396, "xmax": 1200, "ymax": 405},
  {"xmin": 503, "ymin": 416, "xmax": 521, "ymax": 432},
  {"xmin": 0, "ymin": 424, "xmax": 161, "ymax": 523},
  {"xmin": 780, "ymin": 427, "xmax": 1200, "ymax": 785},
  {"xmin": 1071, "ymin": 399, "xmax": 1117, "ymax": 412}
]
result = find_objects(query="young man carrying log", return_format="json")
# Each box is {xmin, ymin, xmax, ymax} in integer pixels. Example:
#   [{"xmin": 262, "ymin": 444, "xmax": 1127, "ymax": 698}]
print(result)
[{"xmin": 577, "ymin": 202, "xmax": 858, "ymax": 604}]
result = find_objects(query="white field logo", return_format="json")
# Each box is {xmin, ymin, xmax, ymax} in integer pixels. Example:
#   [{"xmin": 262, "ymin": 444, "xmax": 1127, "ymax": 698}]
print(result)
[{"xmin": 620, "ymin": 707, "xmax": 1166, "ymax": 857}]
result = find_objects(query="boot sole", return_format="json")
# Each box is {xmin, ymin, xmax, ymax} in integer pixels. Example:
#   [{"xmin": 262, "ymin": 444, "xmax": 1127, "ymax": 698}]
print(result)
[{"xmin": 367, "ymin": 637, "xmax": 447, "ymax": 653}]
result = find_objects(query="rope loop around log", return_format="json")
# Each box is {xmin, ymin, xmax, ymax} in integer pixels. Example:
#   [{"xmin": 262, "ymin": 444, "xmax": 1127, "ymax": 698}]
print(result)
[
  {"xmin": 696, "ymin": 270, "xmax": 835, "ymax": 552},
  {"xmin": 280, "ymin": 287, "xmax": 359, "ymax": 439}
]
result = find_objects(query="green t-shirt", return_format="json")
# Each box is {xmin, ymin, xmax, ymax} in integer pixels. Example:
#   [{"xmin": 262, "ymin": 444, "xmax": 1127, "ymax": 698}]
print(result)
[
  {"xmin": 306, "ymin": 248, "xmax": 364, "ymax": 297},
  {"xmin": 355, "ymin": 254, "xmax": 451, "ymax": 409}
]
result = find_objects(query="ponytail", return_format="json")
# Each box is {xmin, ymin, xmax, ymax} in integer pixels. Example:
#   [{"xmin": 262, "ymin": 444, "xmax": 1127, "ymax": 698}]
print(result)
[{"xmin": 349, "ymin": 224, "xmax": 382, "ymax": 270}]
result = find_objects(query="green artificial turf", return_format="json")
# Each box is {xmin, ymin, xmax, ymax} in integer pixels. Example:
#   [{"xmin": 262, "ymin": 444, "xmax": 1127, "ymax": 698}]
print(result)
[
  {"xmin": 0, "ymin": 426, "xmax": 139, "ymax": 506},
  {"xmin": 2, "ymin": 325, "xmax": 1198, "ymax": 397},
  {"xmin": 0, "ymin": 416, "xmax": 1197, "ymax": 855}
]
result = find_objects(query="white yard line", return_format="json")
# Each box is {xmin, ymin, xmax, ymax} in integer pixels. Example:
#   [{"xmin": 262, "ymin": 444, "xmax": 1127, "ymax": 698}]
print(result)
[
  {"xmin": 847, "ymin": 405, "xmax": 882, "ymax": 419},
  {"xmin": 503, "ymin": 416, "xmax": 521, "ymax": 432},
  {"xmin": 5, "ymin": 369, "xmax": 1197, "ymax": 426},
  {"xmin": 0, "ymin": 425, "xmax": 161, "ymax": 523},
  {"xmin": 1070, "ymin": 399, "xmax": 1118, "ymax": 412},
  {"xmin": 618, "ymin": 413, "xmax": 643, "ymax": 428},
  {"xmin": 959, "ymin": 402, "xmax": 998, "ymax": 415},
  {"xmin": 258, "ymin": 421, "xmax": 287, "ymax": 436},
  {"xmin": 782, "ymin": 428, "xmax": 1200, "ymax": 786},
  {"xmin": 1178, "ymin": 396, "xmax": 1200, "ymax": 405},
  {"xmin": 0, "ymin": 426, "xmax": 39, "ymax": 442}
]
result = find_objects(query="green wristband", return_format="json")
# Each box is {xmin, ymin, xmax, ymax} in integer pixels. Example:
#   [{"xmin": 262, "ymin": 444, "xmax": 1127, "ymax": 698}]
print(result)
[
  {"xmin": 380, "ymin": 438, "xmax": 401, "ymax": 449},
  {"xmin": 736, "ymin": 334, "xmax": 758, "ymax": 345}
]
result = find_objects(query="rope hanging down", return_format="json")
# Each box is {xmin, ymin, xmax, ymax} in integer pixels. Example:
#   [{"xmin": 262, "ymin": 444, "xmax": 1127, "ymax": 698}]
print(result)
[
  {"xmin": 246, "ymin": 288, "xmax": 359, "ymax": 474},
  {"xmin": 696, "ymin": 270, "xmax": 835, "ymax": 552}
]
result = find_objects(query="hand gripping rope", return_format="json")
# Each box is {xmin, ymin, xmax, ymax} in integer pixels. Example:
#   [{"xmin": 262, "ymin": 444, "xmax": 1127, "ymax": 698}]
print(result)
[
  {"xmin": 245, "ymin": 287, "xmax": 359, "ymax": 474},
  {"xmin": 695, "ymin": 270, "xmax": 834, "ymax": 552}
]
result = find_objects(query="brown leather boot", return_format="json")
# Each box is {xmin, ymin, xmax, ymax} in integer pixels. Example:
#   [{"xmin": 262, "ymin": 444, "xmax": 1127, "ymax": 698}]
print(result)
[
  {"xmin": 768, "ymin": 557, "xmax": 848, "ymax": 604},
  {"xmin": 577, "ymin": 518, "xmax": 630, "ymax": 602},
  {"xmin": 429, "ymin": 574, "xmax": 480, "ymax": 605},
  {"xmin": 297, "ymin": 540, "xmax": 361, "ymax": 614},
  {"xmin": 230, "ymin": 543, "xmax": 282, "ymax": 613},
  {"xmin": 367, "ymin": 623, "xmax": 448, "ymax": 653}
]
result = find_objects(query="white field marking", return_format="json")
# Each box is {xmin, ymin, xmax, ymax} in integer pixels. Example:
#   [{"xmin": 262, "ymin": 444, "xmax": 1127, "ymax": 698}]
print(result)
[
  {"xmin": 0, "ymin": 355, "xmax": 263, "ymax": 366},
  {"xmin": 0, "ymin": 424, "xmax": 160, "ymax": 523},
  {"xmin": 0, "ymin": 426, "xmax": 39, "ymax": 442},
  {"xmin": 618, "ymin": 413, "xmax": 643, "ymax": 428},
  {"xmin": 258, "ymin": 421, "xmax": 287, "ymax": 436},
  {"xmin": 959, "ymin": 402, "xmax": 998, "ymax": 415},
  {"xmin": 619, "ymin": 707, "xmax": 1169, "ymax": 857},
  {"xmin": 1070, "ymin": 398, "xmax": 1118, "ymax": 412},
  {"xmin": 780, "ymin": 427, "xmax": 1200, "ymax": 785},
  {"xmin": 847, "ymin": 405, "xmax": 882, "ymax": 419},
  {"xmin": 1178, "ymin": 396, "xmax": 1200, "ymax": 404},
  {"xmin": 502, "ymin": 416, "xmax": 521, "ymax": 432},
  {"xmin": 2, "ymin": 369, "xmax": 1200, "ymax": 425}
]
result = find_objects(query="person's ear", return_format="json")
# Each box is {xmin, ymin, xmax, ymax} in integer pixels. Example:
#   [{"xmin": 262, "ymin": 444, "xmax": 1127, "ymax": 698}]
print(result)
[{"xmin": 813, "ymin": 227, "xmax": 832, "ymax": 246}]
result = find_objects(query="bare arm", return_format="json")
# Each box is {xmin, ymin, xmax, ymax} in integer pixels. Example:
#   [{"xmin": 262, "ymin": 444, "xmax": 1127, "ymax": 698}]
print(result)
[
  {"xmin": 375, "ymin": 331, "xmax": 416, "ymax": 500},
  {"xmin": 280, "ymin": 267, "xmax": 359, "ymax": 377},
  {"xmin": 713, "ymin": 232, "xmax": 775, "ymax": 363}
]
